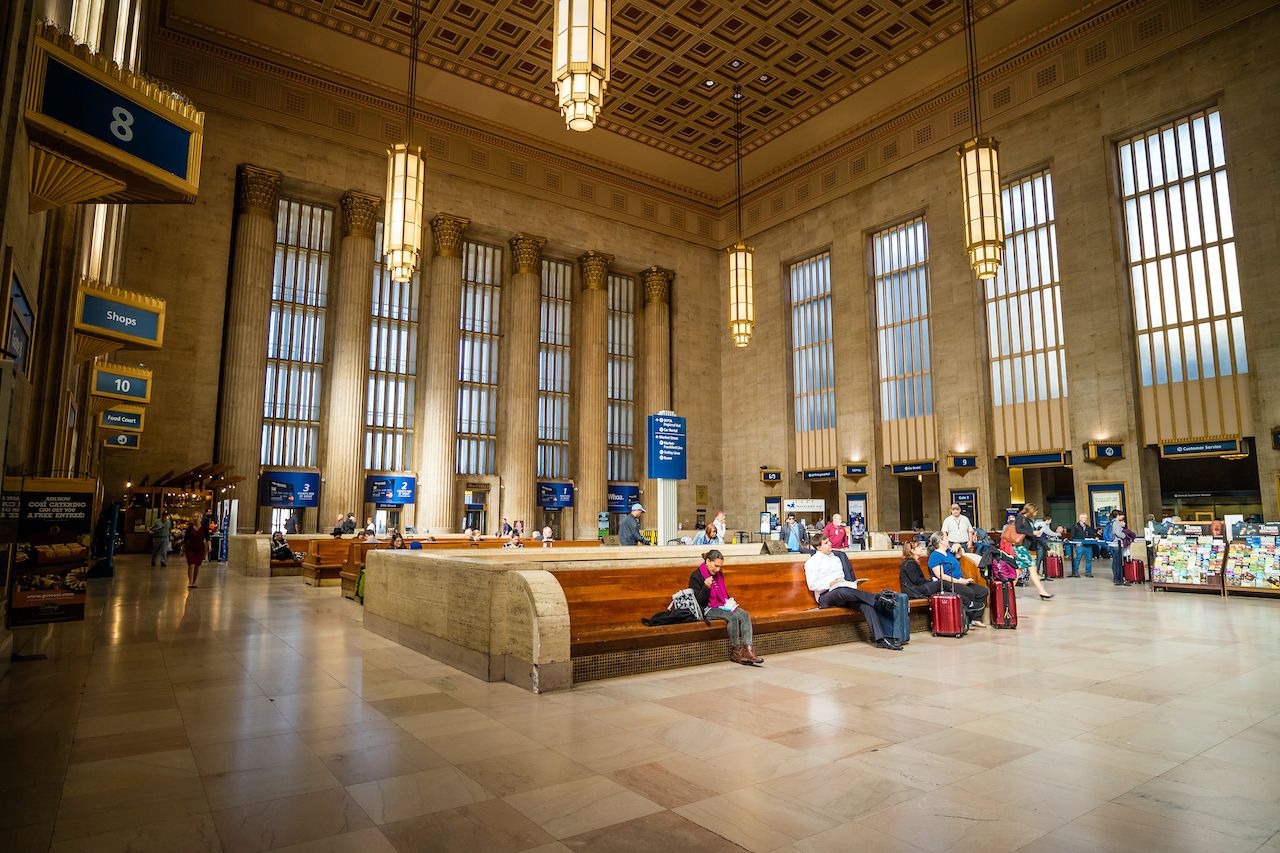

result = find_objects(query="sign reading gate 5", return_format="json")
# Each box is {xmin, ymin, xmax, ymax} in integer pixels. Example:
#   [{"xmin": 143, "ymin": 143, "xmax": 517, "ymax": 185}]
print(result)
[{"xmin": 91, "ymin": 364, "xmax": 150, "ymax": 403}]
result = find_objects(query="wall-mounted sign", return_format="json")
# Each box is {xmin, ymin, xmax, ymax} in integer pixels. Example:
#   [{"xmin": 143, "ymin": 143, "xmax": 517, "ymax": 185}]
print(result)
[
  {"xmin": 1, "ymin": 248, "xmax": 35, "ymax": 378},
  {"xmin": 99, "ymin": 405, "xmax": 144, "ymax": 432},
  {"xmin": 90, "ymin": 362, "xmax": 151, "ymax": 404},
  {"xmin": 783, "ymin": 498, "xmax": 826, "ymax": 514},
  {"xmin": 949, "ymin": 488, "xmax": 979, "ymax": 527},
  {"xmin": 1007, "ymin": 450, "xmax": 1068, "ymax": 468},
  {"xmin": 891, "ymin": 461, "xmax": 937, "ymax": 475},
  {"xmin": 1159, "ymin": 437, "xmax": 1242, "ymax": 459},
  {"xmin": 74, "ymin": 280, "xmax": 165, "ymax": 348},
  {"xmin": 537, "ymin": 482, "xmax": 574, "ymax": 509},
  {"xmin": 764, "ymin": 495, "xmax": 782, "ymax": 527},
  {"xmin": 260, "ymin": 470, "xmax": 319, "ymax": 508},
  {"xmin": 760, "ymin": 469, "xmax": 783, "ymax": 483},
  {"xmin": 1082, "ymin": 441, "xmax": 1124, "ymax": 464},
  {"xmin": 607, "ymin": 484, "xmax": 640, "ymax": 513},
  {"xmin": 365, "ymin": 475, "xmax": 416, "ymax": 506},
  {"xmin": 646, "ymin": 413, "xmax": 687, "ymax": 480},
  {"xmin": 802, "ymin": 468, "xmax": 837, "ymax": 481},
  {"xmin": 24, "ymin": 22, "xmax": 205, "ymax": 208},
  {"xmin": 1087, "ymin": 482, "xmax": 1128, "ymax": 530},
  {"xmin": 694, "ymin": 484, "xmax": 708, "ymax": 509},
  {"xmin": 104, "ymin": 432, "xmax": 139, "ymax": 449},
  {"xmin": 946, "ymin": 454, "xmax": 978, "ymax": 471},
  {"xmin": 845, "ymin": 493, "xmax": 868, "ymax": 525},
  {"xmin": 843, "ymin": 462, "xmax": 868, "ymax": 479}
]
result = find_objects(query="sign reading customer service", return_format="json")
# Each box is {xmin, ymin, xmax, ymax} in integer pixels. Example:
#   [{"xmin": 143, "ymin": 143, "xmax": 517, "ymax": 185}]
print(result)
[
  {"xmin": 537, "ymin": 482, "xmax": 574, "ymax": 509},
  {"xmin": 364, "ymin": 475, "xmax": 416, "ymax": 506},
  {"xmin": 1159, "ymin": 437, "xmax": 1242, "ymax": 459},
  {"xmin": 98, "ymin": 406, "xmax": 144, "ymax": 432},
  {"xmin": 261, "ymin": 471, "xmax": 320, "ymax": 507},
  {"xmin": 646, "ymin": 413, "xmax": 687, "ymax": 480},
  {"xmin": 90, "ymin": 363, "xmax": 151, "ymax": 404},
  {"xmin": 74, "ymin": 281, "xmax": 165, "ymax": 348},
  {"xmin": 607, "ymin": 484, "xmax": 640, "ymax": 513}
]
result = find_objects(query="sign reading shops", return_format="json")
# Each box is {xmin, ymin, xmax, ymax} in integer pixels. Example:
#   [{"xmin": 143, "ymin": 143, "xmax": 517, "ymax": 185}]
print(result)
[
  {"xmin": 607, "ymin": 484, "xmax": 640, "ymax": 513},
  {"xmin": 646, "ymin": 413, "xmax": 687, "ymax": 480},
  {"xmin": 260, "ymin": 471, "xmax": 320, "ymax": 508},
  {"xmin": 537, "ymin": 482, "xmax": 574, "ymax": 509},
  {"xmin": 364, "ymin": 475, "xmax": 416, "ymax": 506},
  {"xmin": 99, "ymin": 406, "xmax": 144, "ymax": 432},
  {"xmin": 75, "ymin": 282, "xmax": 165, "ymax": 348}
]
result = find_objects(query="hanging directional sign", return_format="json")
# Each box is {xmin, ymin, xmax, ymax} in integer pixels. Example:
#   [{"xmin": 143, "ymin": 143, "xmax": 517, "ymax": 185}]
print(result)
[
  {"xmin": 90, "ymin": 362, "xmax": 151, "ymax": 404},
  {"xmin": 104, "ymin": 432, "xmax": 139, "ymax": 449},
  {"xmin": 74, "ymin": 281, "xmax": 165, "ymax": 348},
  {"xmin": 98, "ymin": 405, "xmax": 144, "ymax": 433}
]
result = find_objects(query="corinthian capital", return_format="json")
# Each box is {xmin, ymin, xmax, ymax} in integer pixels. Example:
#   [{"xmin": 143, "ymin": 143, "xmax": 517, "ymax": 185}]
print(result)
[
  {"xmin": 509, "ymin": 234, "xmax": 547, "ymax": 274},
  {"xmin": 578, "ymin": 250, "xmax": 613, "ymax": 290},
  {"xmin": 236, "ymin": 164, "xmax": 282, "ymax": 217},
  {"xmin": 430, "ymin": 214, "xmax": 470, "ymax": 258},
  {"xmin": 340, "ymin": 191, "xmax": 381, "ymax": 239},
  {"xmin": 641, "ymin": 266, "xmax": 674, "ymax": 305}
]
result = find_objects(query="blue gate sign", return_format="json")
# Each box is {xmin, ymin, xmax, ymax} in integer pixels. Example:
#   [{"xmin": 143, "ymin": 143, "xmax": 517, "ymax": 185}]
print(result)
[
  {"xmin": 364, "ymin": 475, "xmax": 416, "ymax": 505},
  {"xmin": 537, "ymin": 482, "xmax": 574, "ymax": 509},
  {"xmin": 104, "ymin": 432, "xmax": 139, "ymax": 449},
  {"xmin": 607, "ymin": 484, "xmax": 640, "ymax": 513},
  {"xmin": 91, "ymin": 363, "xmax": 151, "ymax": 403},
  {"xmin": 646, "ymin": 413, "xmax": 687, "ymax": 480},
  {"xmin": 99, "ymin": 406, "xmax": 144, "ymax": 432},
  {"xmin": 261, "ymin": 471, "xmax": 320, "ymax": 507},
  {"xmin": 75, "ymin": 284, "xmax": 164, "ymax": 348}
]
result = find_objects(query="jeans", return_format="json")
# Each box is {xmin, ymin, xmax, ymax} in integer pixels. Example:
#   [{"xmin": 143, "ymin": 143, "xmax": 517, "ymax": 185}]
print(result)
[
  {"xmin": 1069, "ymin": 543, "xmax": 1092, "ymax": 576},
  {"xmin": 1111, "ymin": 546, "xmax": 1125, "ymax": 584},
  {"xmin": 817, "ymin": 587, "xmax": 886, "ymax": 641},
  {"xmin": 705, "ymin": 607, "xmax": 753, "ymax": 646},
  {"xmin": 151, "ymin": 536, "xmax": 169, "ymax": 565}
]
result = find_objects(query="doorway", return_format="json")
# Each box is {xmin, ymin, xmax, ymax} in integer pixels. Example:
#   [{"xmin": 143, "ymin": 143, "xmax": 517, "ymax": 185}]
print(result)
[
  {"xmin": 898, "ymin": 476, "xmax": 924, "ymax": 530},
  {"xmin": 463, "ymin": 488, "xmax": 488, "ymax": 533},
  {"xmin": 539, "ymin": 509, "xmax": 563, "ymax": 540},
  {"xmin": 373, "ymin": 508, "xmax": 402, "ymax": 535}
]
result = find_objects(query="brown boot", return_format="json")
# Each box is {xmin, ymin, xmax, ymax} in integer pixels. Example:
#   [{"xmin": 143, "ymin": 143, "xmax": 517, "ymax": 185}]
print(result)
[
  {"xmin": 745, "ymin": 644, "xmax": 763, "ymax": 664},
  {"xmin": 729, "ymin": 646, "xmax": 749, "ymax": 665}
]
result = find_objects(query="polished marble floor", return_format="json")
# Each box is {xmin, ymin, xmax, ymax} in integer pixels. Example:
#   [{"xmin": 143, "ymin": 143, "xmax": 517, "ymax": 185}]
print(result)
[{"xmin": 1, "ymin": 554, "xmax": 1279, "ymax": 853}]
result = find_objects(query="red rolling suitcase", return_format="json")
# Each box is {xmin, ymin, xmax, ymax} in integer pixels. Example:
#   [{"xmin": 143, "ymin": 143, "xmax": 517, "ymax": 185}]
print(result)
[
  {"xmin": 1124, "ymin": 559, "xmax": 1146, "ymax": 583},
  {"xmin": 990, "ymin": 580, "xmax": 1018, "ymax": 629},
  {"xmin": 1045, "ymin": 555, "xmax": 1063, "ymax": 578},
  {"xmin": 931, "ymin": 591, "xmax": 966, "ymax": 638}
]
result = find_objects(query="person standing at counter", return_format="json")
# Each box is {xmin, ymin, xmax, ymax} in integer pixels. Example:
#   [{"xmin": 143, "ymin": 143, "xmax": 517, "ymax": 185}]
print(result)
[
  {"xmin": 1067, "ymin": 514, "xmax": 1094, "ymax": 577},
  {"xmin": 620, "ymin": 503, "xmax": 650, "ymax": 546}
]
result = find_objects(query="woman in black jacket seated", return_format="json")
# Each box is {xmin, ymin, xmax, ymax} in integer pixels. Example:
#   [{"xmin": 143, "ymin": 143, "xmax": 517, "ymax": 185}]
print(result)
[
  {"xmin": 899, "ymin": 540, "xmax": 940, "ymax": 599},
  {"xmin": 689, "ymin": 549, "xmax": 762, "ymax": 666}
]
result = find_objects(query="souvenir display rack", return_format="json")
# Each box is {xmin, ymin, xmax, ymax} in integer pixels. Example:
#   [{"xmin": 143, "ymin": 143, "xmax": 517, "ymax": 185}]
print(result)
[
  {"xmin": 1151, "ymin": 523, "xmax": 1225, "ymax": 594},
  {"xmin": 1223, "ymin": 522, "xmax": 1280, "ymax": 598}
]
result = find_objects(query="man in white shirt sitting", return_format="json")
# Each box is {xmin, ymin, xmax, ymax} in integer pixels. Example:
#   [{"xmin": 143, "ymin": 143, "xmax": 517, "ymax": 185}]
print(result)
[{"xmin": 804, "ymin": 532, "xmax": 902, "ymax": 651}]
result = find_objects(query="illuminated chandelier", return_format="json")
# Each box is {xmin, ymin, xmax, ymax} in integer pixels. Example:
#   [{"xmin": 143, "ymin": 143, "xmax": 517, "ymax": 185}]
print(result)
[
  {"xmin": 727, "ymin": 85, "xmax": 754, "ymax": 348},
  {"xmin": 383, "ymin": 0, "xmax": 426, "ymax": 282},
  {"xmin": 553, "ymin": 0, "xmax": 611, "ymax": 131},
  {"xmin": 957, "ymin": 0, "xmax": 1004, "ymax": 280}
]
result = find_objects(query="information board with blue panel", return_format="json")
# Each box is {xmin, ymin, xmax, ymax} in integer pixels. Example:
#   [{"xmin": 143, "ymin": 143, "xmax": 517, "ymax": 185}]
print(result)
[
  {"xmin": 646, "ymin": 414, "xmax": 687, "ymax": 480},
  {"xmin": 760, "ymin": 469, "xmax": 783, "ymax": 483},
  {"xmin": 891, "ymin": 461, "xmax": 937, "ymax": 475},
  {"xmin": 261, "ymin": 471, "xmax": 320, "ymax": 508},
  {"xmin": 843, "ymin": 463, "xmax": 868, "ymax": 478},
  {"xmin": 1007, "ymin": 450, "xmax": 1067, "ymax": 468},
  {"xmin": 803, "ymin": 468, "xmax": 837, "ymax": 481},
  {"xmin": 365, "ymin": 475, "xmax": 416, "ymax": 506},
  {"xmin": 104, "ymin": 432, "xmax": 139, "ymax": 449},
  {"xmin": 949, "ymin": 488, "xmax": 979, "ymax": 527},
  {"xmin": 99, "ymin": 406, "xmax": 144, "ymax": 433},
  {"xmin": 607, "ymin": 484, "xmax": 640, "ymax": 513},
  {"xmin": 75, "ymin": 284, "xmax": 164, "ymax": 348},
  {"xmin": 946, "ymin": 455, "xmax": 978, "ymax": 470},
  {"xmin": 91, "ymin": 363, "xmax": 151, "ymax": 404},
  {"xmin": 537, "ymin": 482, "xmax": 574, "ymax": 509},
  {"xmin": 1159, "ymin": 438, "xmax": 1241, "ymax": 459}
]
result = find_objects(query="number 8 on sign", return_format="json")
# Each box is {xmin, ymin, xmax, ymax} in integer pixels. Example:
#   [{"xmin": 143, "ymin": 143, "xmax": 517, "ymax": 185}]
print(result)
[{"xmin": 110, "ymin": 106, "xmax": 134, "ymax": 142}]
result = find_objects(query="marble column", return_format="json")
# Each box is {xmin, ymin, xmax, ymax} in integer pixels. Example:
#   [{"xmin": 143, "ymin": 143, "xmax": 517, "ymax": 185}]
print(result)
[
  {"xmin": 574, "ymin": 250, "xmax": 611, "ymax": 538},
  {"xmin": 640, "ymin": 266, "xmax": 674, "ymax": 511},
  {"xmin": 416, "ymin": 214, "xmax": 470, "ymax": 534},
  {"xmin": 499, "ymin": 234, "xmax": 546, "ymax": 531},
  {"xmin": 217, "ymin": 164, "xmax": 281, "ymax": 533},
  {"xmin": 319, "ymin": 191, "xmax": 380, "ymax": 526}
]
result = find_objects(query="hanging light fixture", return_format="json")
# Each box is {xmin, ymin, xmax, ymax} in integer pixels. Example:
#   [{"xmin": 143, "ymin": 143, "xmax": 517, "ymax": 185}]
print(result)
[
  {"xmin": 727, "ymin": 84, "xmax": 754, "ymax": 348},
  {"xmin": 553, "ymin": 0, "xmax": 611, "ymax": 131},
  {"xmin": 383, "ymin": 0, "xmax": 426, "ymax": 283},
  {"xmin": 957, "ymin": 0, "xmax": 1003, "ymax": 280}
]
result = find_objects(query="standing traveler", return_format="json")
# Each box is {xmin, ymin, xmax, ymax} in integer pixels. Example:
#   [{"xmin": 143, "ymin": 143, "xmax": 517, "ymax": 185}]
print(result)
[
  {"xmin": 1109, "ymin": 509, "xmax": 1130, "ymax": 586},
  {"xmin": 804, "ymin": 532, "xmax": 901, "ymax": 650},
  {"xmin": 690, "ymin": 549, "xmax": 762, "ymax": 665},
  {"xmin": 848, "ymin": 515, "xmax": 867, "ymax": 550},
  {"xmin": 1067, "ymin": 514, "xmax": 1094, "ymax": 577},
  {"xmin": 183, "ymin": 515, "xmax": 207, "ymax": 589},
  {"xmin": 620, "ymin": 503, "xmax": 650, "ymax": 546},
  {"xmin": 781, "ymin": 513, "xmax": 803, "ymax": 552},
  {"xmin": 150, "ymin": 513, "xmax": 171, "ymax": 567},
  {"xmin": 823, "ymin": 513, "xmax": 850, "ymax": 549},
  {"xmin": 941, "ymin": 504, "xmax": 974, "ymax": 554}
]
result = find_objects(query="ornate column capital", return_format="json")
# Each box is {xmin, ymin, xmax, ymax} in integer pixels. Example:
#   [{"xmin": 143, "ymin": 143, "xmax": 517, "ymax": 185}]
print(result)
[
  {"xmin": 340, "ymin": 191, "xmax": 381, "ymax": 239},
  {"xmin": 509, "ymin": 234, "xmax": 547, "ymax": 274},
  {"xmin": 430, "ymin": 214, "xmax": 470, "ymax": 258},
  {"xmin": 236, "ymin": 164, "xmax": 282, "ymax": 217},
  {"xmin": 641, "ymin": 266, "xmax": 674, "ymax": 305},
  {"xmin": 578, "ymin": 250, "xmax": 613, "ymax": 290}
]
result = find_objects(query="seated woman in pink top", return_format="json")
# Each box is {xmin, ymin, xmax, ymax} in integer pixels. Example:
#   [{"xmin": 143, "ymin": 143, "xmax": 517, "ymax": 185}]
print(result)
[
  {"xmin": 689, "ymin": 550, "xmax": 762, "ymax": 666},
  {"xmin": 823, "ymin": 513, "xmax": 849, "ymax": 549}
]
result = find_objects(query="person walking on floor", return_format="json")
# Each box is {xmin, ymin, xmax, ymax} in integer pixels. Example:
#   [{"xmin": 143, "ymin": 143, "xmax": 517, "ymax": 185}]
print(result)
[
  {"xmin": 183, "ymin": 515, "xmax": 207, "ymax": 589},
  {"xmin": 620, "ymin": 503, "xmax": 650, "ymax": 545},
  {"xmin": 690, "ymin": 549, "xmax": 762, "ymax": 665},
  {"xmin": 805, "ymin": 532, "xmax": 902, "ymax": 650},
  {"xmin": 150, "ymin": 513, "xmax": 171, "ymax": 567}
]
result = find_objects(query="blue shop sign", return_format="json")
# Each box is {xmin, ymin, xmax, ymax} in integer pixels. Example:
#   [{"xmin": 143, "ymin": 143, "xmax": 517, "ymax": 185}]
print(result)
[
  {"xmin": 77, "ymin": 292, "xmax": 163, "ymax": 347},
  {"xmin": 92, "ymin": 365, "xmax": 149, "ymax": 403},
  {"xmin": 40, "ymin": 57, "xmax": 192, "ymax": 180},
  {"xmin": 365, "ymin": 475, "xmax": 416, "ymax": 505},
  {"xmin": 607, "ymin": 484, "xmax": 640, "ymax": 513},
  {"xmin": 760, "ymin": 470, "xmax": 783, "ymax": 483},
  {"xmin": 803, "ymin": 468, "xmax": 837, "ymax": 481},
  {"xmin": 892, "ymin": 461, "xmax": 937, "ymax": 475},
  {"xmin": 261, "ymin": 471, "xmax": 320, "ymax": 508},
  {"xmin": 537, "ymin": 482, "xmax": 574, "ymax": 509},
  {"xmin": 948, "ymin": 455, "xmax": 978, "ymax": 469},
  {"xmin": 646, "ymin": 413, "xmax": 687, "ymax": 480},
  {"xmin": 1160, "ymin": 438, "xmax": 1240, "ymax": 458},
  {"xmin": 1008, "ymin": 451, "xmax": 1065, "ymax": 467},
  {"xmin": 843, "ymin": 463, "xmax": 868, "ymax": 478},
  {"xmin": 99, "ymin": 407, "xmax": 144, "ymax": 432},
  {"xmin": 104, "ymin": 432, "xmax": 139, "ymax": 449}
]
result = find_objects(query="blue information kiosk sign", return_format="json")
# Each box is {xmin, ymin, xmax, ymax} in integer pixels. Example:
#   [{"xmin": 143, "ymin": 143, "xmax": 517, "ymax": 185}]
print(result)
[{"xmin": 646, "ymin": 414, "xmax": 687, "ymax": 480}]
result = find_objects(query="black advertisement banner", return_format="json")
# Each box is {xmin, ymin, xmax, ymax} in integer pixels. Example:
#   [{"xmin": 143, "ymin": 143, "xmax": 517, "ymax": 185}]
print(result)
[{"xmin": 5, "ymin": 478, "xmax": 94, "ymax": 627}]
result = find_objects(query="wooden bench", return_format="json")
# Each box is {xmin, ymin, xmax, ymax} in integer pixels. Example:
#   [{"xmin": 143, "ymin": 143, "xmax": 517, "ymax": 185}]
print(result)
[
  {"xmin": 549, "ymin": 552, "xmax": 986, "ymax": 683},
  {"xmin": 302, "ymin": 538, "xmax": 355, "ymax": 586}
]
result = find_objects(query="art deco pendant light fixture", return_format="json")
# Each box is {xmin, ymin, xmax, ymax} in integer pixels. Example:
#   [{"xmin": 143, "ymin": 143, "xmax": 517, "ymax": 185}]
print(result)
[
  {"xmin": 957, "ymin": 0, "xmax": 1004, "ymax": 280},
  {"xmin": 383, "ymin": 0, "xmax": 426, "ymax": 283},
  {"xmin": 553, "ymin": 0, "xmax": 611, "ymax": 131},
  {"xmin": 727, "ymin": 85, "xmax": 754, "ymax": 348}
]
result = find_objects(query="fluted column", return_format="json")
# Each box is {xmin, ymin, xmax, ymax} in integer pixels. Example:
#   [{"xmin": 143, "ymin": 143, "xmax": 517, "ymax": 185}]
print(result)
[
  {"xmin": 417, "ymin": 214, "xmax": 470, "ymax": 534},
  {"xmin": 574, "ymin": 251, "xmax": 611, "ymax": 538},
  {"xmin": 217, "ymin": 165, "xmax": 281, "ymax": 532},
  {"xmin": 640, "ymin": 266, "xmax": 674, "ymax": 509},
  {"xmin": 319, "ymin": 191, "xmax": 380, "ymax": 526},
  {"xmin": 498, "ymin": 234, "xmax": 546, "ymax": 531}
]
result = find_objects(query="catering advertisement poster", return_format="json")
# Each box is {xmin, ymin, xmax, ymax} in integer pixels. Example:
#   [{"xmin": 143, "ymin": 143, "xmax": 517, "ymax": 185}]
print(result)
[{"xmin": 5, "ymin": 478, "xmax": 94, "ymax": 627}]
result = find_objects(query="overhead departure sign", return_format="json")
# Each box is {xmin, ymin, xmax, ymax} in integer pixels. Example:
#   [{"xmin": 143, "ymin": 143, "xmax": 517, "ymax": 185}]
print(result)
[
  {"xmin": 74, "ymin": 281, "xmax": 164, "ymax": 348},
  {"xmin": 537, "ymin": 482, "xmax": 574, "ymax": 508},
  {"xmin": 99, "ymin": 406, "xmax": 144, "ymax": 433},
  {"xmin": 365, "ymin": 475, "xmax": 416, "ymax": 506},
  {"xmin": 90, "ymin": 362, "xmax": 151, "ymax": 403}
]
